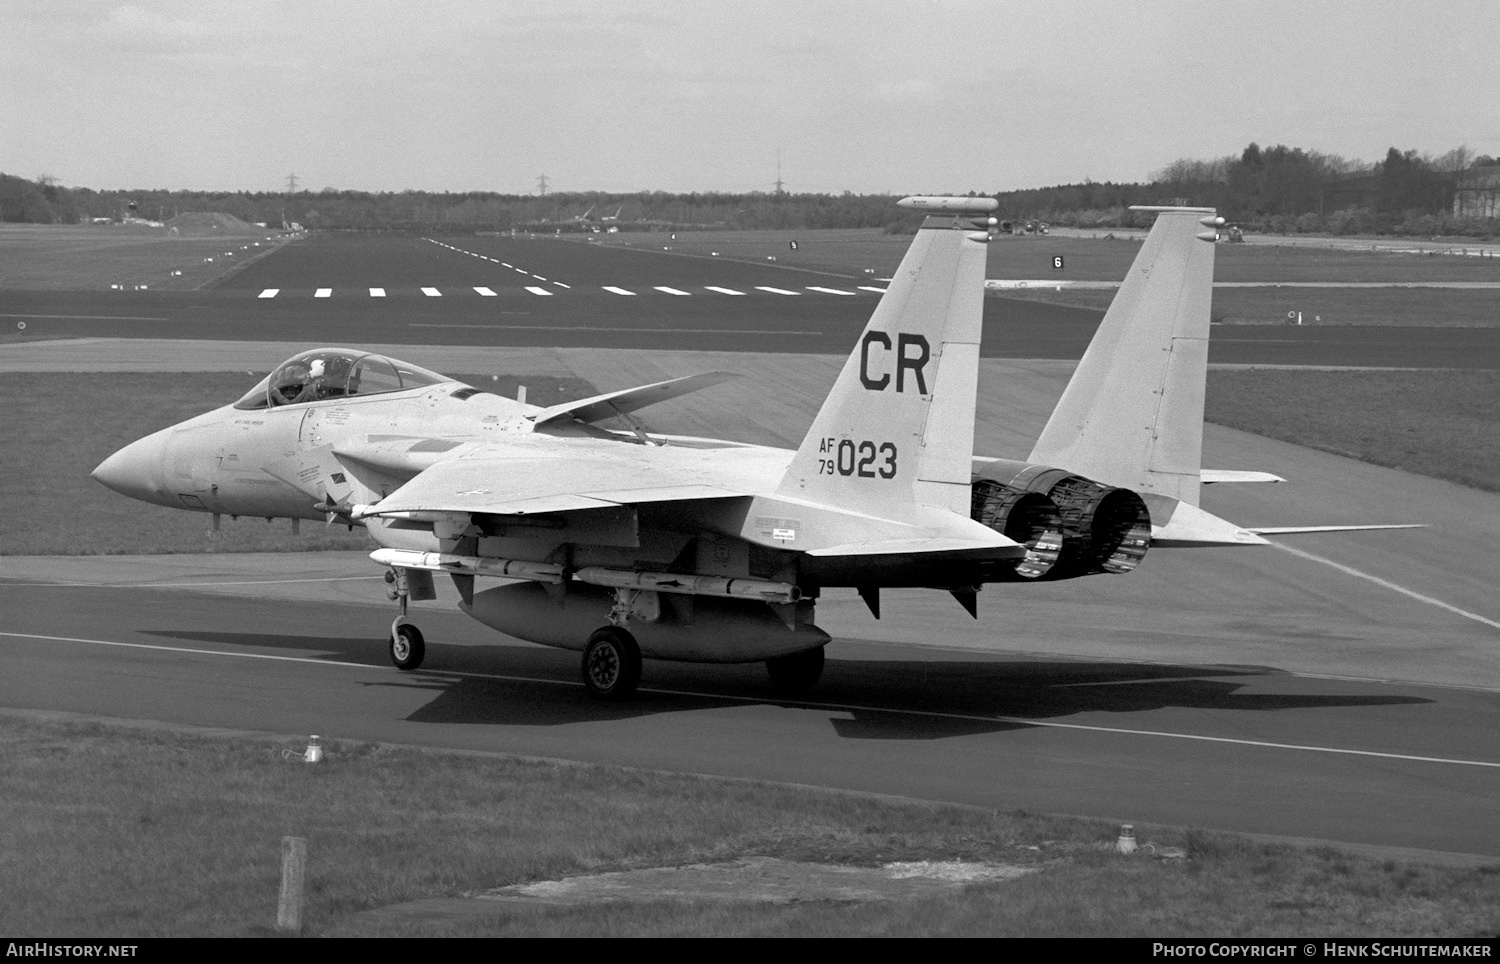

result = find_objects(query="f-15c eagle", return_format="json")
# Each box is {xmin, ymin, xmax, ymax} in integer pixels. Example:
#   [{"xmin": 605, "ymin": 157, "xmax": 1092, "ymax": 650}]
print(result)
[{"xmin": 94, "ymin": 198, "xmax": 1404, "ymax": 699}]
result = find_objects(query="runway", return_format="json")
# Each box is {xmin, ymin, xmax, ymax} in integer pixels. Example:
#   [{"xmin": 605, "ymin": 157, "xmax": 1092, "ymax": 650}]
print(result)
[
  {"xmin": 3, "ymin": 230, "xmax": 1498, "ymax": 862},
  {"xmin": 4, "ymin": 232, "xmax": 1497, "ymax": 366}
]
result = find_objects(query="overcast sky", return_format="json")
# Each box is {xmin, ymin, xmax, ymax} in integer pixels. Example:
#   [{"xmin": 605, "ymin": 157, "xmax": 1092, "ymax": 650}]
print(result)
[{"xmin": 5, "ymin": 1, "xmax": 1498, "ymax": 195}]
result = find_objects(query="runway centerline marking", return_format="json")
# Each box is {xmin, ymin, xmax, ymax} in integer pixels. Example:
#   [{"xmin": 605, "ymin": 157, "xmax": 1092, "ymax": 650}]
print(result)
[
  {"xmin": 603, "ymin": 287, "xmax": 636, "ymax": 296},
  {"xmin": 654, "ymin": 286, "xmax": 691, "ymax": 296},
  {"xmin": 1269, "ymin": 542, "xmax": 1500, "ymax": 631},
  {"xmin": 704, "ymin": 286, "xmax": 746, "ymax": 296},
  {"xmin": 6, "ymin": 630, "xmax": 1497, "ymax": 771},
  {"xmin": 421, "ymin": 287, "xmax": 442, "ymax": 297},
  {"xmin": 315, "ymin": 288, "xmax": 332, "ymax": 298},
  {"xmin": 807, "ymin": 286, "xmax": 855, "ymax": 295},
  {"xmin": 524, "ymin": 287, "xmax": 553, "ymax": 297},
  {"xmin": 755, "ymin": 287, "xmax": 800, "ymax": 295},
  {"xmin": 370, "ymin": 287, "xmax": 386, "ymax": 298},
  {"xmin": 257, "ymin": 289, "xmax": 278, "ymax": 299},
  {"xmin": 474, "ymin": 287, "xmax": 497, "ymax": 297}
]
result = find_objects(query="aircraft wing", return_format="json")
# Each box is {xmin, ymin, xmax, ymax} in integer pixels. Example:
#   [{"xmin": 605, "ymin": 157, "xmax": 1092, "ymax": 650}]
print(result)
[
  {"xmin": 356, "ymin": 453, "xmax": 746, "ymax": 518},
  {"xmin": 531, "ymin": 371, "xmax": 740, "ymax": 428},
  {"xmin": 806, "ymin": 535, "xmax": 1021, "ymax": 559}
]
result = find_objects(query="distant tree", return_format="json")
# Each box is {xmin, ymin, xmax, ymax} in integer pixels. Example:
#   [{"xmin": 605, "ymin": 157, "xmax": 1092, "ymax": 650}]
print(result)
[{"xmin": 1375, "ymin": 147, "xmax": 1446, "ymax": 213}]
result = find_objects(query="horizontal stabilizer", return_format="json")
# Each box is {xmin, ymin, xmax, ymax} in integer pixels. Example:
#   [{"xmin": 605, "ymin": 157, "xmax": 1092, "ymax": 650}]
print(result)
[
  {"xmin": 1247, "ymin": 524, "xmax": 1425, "ymax": 535},
  {"xmin": 531, "ymin": 371, "xmax": 739, "ymax": 428},
  {"xmin": 1201, "ymin": 469, "xmax": 1285, "ymax": 484},
  {"xmin": 1151, "ymin": 501, "xmax": 1270, "ymax": 548}
]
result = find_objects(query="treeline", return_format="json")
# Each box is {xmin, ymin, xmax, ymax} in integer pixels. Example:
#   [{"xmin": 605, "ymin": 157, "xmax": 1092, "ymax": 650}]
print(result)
[
  {"xmin": 4, "ymin": 142, "xmax": 1496, "ymax": 237},
  {"xmin": 0, "ymin": 174, "xmax": 915, "ymax": 234},
  {"xmin": 1002, "ymin": 144, "xmax": 1497, "ymax": 237}
]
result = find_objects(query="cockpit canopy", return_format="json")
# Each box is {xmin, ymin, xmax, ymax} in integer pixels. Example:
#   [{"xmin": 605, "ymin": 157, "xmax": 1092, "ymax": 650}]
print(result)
[{"xmin": 235, "ymin": 348, "xmax": 452, "ymax": 410}]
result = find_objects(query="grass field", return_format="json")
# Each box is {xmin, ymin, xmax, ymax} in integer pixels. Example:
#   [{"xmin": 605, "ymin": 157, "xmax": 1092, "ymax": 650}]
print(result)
[
  {"xmin": 4, "ymin": 713, "xmax": 1495, "ymax": 937},
  {"xmin": 1205, "ymin": 369, "xmax": 1500, "ymax": 492},
  {"xmin": 0, "ymin": 222, "xmax": 289, "ymax": 292}
]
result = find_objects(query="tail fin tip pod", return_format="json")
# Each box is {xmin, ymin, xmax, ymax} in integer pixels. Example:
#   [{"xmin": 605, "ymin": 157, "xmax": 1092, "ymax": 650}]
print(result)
[
  {"xmin": 776, "ymin": 197, "xmax": 997, "ymax": 517},
  {"xmin": 1028, "ymin": 206, "xmax": 1223, "ymax": 507}
]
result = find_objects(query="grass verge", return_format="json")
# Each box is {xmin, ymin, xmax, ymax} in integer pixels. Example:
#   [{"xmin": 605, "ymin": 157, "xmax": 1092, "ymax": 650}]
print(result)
[
  {"xmin": 2, "ymin": 713, "xmax": 1496, "ymax": 937},
  {"xmin": 0, "ymin": 223, "xmax": 289, "ymax": 292},
  {"xmin": 1204, "ymin": 369, "xmax": 1500, "ymax": 492}
]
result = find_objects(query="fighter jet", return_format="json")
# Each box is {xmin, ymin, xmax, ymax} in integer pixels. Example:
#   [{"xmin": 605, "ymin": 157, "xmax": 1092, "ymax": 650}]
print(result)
[{"xmin": 93, "ymin": 198, "xmax": 1401, "ymax": 699}]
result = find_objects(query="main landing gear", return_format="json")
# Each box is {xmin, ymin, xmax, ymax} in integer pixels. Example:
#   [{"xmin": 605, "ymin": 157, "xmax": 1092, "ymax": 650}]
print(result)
[
  {"xmin": 582, "ymin": 626, "xmax": 642, "ymax": 701},
  {"xmin": 385, "ymin": 568, "xmax": 426, "ymax": 671}
]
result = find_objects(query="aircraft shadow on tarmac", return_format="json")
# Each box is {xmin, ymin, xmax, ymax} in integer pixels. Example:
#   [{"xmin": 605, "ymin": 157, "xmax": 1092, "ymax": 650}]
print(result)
[{"xmin": 144, "ymin": 629, "xmax": 1433, "ymax": 740}]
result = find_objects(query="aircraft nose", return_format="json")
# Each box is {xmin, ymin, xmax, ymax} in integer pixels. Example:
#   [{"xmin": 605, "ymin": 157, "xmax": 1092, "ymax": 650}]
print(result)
[{"xmin": 92, "ymin": 431, "xmax": 170, "ymax": 505}]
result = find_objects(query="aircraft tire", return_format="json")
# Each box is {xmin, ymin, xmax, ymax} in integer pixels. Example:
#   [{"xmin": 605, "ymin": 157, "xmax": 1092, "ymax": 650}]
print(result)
[
  {"xmin": 766, "ymin": 646, "xmax": 825, "ymax": 694},
  {"xmin": 582, "ymin": 627, "xmax": 641, "ymax": 700},
  {"xmin": 390, "ymin": 624, "xmax": 425, "ymax": 671}
]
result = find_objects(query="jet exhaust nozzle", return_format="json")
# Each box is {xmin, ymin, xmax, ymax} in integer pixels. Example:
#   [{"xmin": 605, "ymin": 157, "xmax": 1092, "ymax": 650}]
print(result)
[
  {"xmin": 972, "ymin": 460, "xmax": 1152, "ymax": 580},
  {"xmin": 970, "ymin": 481, "xmax": 1064, "ymax": 580}
]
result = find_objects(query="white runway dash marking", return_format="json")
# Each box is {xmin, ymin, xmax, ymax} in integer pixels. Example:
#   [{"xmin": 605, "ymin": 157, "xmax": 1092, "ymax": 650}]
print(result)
[
  {"xmin": 807, "ymin": 286, "xmax": 855, "ymax": 295},
  {"xmin": 704, "ymin": 286, "xmax": 746, "ymax": 295},
  {"xmin": 654, "ymin": 286, "xmax": 691, "ymax": 296},
  {"xmin": 473, "ymin": 287, "xmax": 497, "ymax": 296},
  {"xmin": 1269, "ymin": 542, "xmax": 1500, "ymax": 631},
  {"xmin": 421, "ymin": 287, "xmax": 442, "ymax": 297},
  {"xmin": 755, "ymin": 286, "xmax": 800, "ymax": 295},
  {"xmin": 369, "ymin": 287, "xmax": 386, "ymax": 298},
  {"xmin": 314, "ymin": 288, "xmax": 332, "ymax": 298},
  {"xmin": 553, "ymin": 282, "xmax": 570, "ymax": 288},
  {"xmin": 524, "ymin": 286, "xmax": 553, "ymax": 296},
  {"xmin": 858, "ymin": 286, "xmax": 888, "ymax": 293},
  {"xmin": 257, "ymin": 288, "xmax": 279, "ymax": 299},
  {"xmin": 603, "ymin": 286, "xmax": 636, "ymax": 296}
]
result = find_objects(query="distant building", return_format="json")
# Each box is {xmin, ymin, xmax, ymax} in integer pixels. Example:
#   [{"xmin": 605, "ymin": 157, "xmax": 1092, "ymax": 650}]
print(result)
[{"xmin": 1453, "ymin": 165, "xmax": 1500, "ymax": 218}]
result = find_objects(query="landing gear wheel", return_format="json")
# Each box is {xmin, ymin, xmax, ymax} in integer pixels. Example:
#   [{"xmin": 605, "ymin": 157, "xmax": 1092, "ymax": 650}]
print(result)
[
  {"xmin": 582, "ymin": 627, "xmax": 642, "ymax": 700},
  {"xmin": 390, "ymin": 624, "xmax": 425, "ymax": 671},
  {"xmin": 766, "ymin": 647, "xmax": 825, "ymax": 694}
]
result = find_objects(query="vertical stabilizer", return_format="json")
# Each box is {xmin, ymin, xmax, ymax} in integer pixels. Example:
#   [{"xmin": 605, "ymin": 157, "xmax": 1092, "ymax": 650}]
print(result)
[
  {"xmin": 777, "ymin": 197, "xmax": 996, "ymax": 518},
  {"xmin": 1029, "ymin": 207, "xmax": 1220, "ymax": 506}
]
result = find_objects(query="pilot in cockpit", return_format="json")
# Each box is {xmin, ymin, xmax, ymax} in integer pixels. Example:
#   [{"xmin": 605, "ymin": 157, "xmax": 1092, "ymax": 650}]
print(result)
[{"xmin": 272, "ymin": 361, "xmax": 313, "ymax": 405}]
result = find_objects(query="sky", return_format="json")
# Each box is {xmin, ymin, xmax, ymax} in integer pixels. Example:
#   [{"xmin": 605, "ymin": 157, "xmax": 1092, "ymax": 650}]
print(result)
[{"xmin": 5, "ymin": 0, "xmax": 1498, "ymax": 196}]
